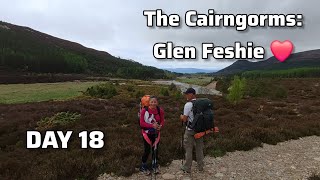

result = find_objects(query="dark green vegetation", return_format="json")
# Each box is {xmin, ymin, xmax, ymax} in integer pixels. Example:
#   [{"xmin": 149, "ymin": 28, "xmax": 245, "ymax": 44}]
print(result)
[
  {"xmin": 84, "ymin": 83, "xmax": 118, "ymax": 99},
  {"xmin": 245, "ymin": 79, "xmax": 288, "ymax": 99},
  {"xmin": 204, "ymin": 67, "xmax": 320, "ymax": 104},
  {"xmin": 242, "ymin": 67, "xmax": 320, "ymax": 78},
  {"xmin": 0, "ymin": 21, "xmax": 172, "ymax": 79},
  {"xmin": 215, "ymin": 49, "xmax": 320, "ymax": 75},
  {"xmin": 226, "ymin": 76, "xmax": 246, "ymax": 104},
  {"xmin": 160, "ymin": 87, "xmax": 170, "ymax": 96},
  {"xmin": 216, "ymin": 67, "xmax": 320, "ymax": 103},
  {"xmin": 1, "ymin": 78, "xmax": 320, "ymax": 179},
  {"xmin": 217, "ymin": 77, "xmax": 288, "ymax": 101},
  {"xmin": 37, "ymin": 111, "xmax": 81, "ymax": 130}
]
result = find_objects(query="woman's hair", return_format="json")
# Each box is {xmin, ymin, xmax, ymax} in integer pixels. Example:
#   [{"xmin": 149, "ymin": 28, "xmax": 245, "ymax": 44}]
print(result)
[{"xmin": 149, "ymin": 95, "xmax": 158, "ymax": 101}]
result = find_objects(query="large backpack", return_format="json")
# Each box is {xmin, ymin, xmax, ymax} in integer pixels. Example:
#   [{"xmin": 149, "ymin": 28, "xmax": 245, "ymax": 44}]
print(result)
[{"xmin": 187, "ymin": 98, "xmax": 214, "ymax": 133}]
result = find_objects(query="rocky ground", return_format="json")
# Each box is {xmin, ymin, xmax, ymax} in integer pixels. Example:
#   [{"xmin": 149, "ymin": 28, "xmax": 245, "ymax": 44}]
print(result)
[{"xmin": 98, "ymin": 136, "xmax": 320, "ymax": 180}]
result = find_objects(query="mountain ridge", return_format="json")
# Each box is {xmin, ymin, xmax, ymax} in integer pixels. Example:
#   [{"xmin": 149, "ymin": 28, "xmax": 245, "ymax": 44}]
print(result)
[
  {"xmin": 215, "ymin": 49, "xmax": 320, "ymax": 75},
  {"xmin": 0, "ymin": 21, "xmax": 172, "ymax": 79}
]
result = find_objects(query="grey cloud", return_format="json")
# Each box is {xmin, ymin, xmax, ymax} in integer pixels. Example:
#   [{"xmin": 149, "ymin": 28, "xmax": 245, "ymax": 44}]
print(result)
[{"xmin": 0, "ymin": 0, "xmax": 319, "ymax": 70}]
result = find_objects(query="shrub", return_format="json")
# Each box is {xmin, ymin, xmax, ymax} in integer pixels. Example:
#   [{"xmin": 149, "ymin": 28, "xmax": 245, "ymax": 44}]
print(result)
[
  {"xmin": 37, "ymin": 111, "xmax": 81, "ymax": 130},
  {"xmin": 308, "ymin": 174, "xmax": 320, "ymax": 180},
  {"xmin": 84, "ymin": 83, "xmax": 118, "ymax": 99},
  {"xmin": 160, "ymin": 87, "xmax": 170, "ymax": 96},
  {"xmin": 126, "ymin": 85, "xmax": 135, "ymax": 92},
  {"xmin": 246, "ymin": 80, "xmax": 268, "ymax": 97},
  {"xmin": 210, "ymin": 148, "xmax": 226, "ymax": 157},
  {"xmin": 272, "ymin": 86, "xmax": 288, "ymax": 99},
  {"xmin": 216, "ymin": 77, "xmax": 232, "ymax": 94},
  {"xmin": 226, "ymin": 76, "xmax": 246, "ymax": 104},
  {"xmin": 245, "ymin": 80, "xmax": 287, "ymax": 100},
  {"xmin": 168, "ymin": 83, "xmax": 177, "ymax": 91},
  {"xmin": 174, "ymin": 91, "xmax": 183, "ymax": 100},
  {"xmin": 135, "ymin": 90, "xmax": 145, "ymax": 98}
]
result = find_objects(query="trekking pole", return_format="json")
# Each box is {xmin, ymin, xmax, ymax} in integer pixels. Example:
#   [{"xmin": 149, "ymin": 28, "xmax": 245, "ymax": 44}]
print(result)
[
  {"xmin": 150, "ymin": 141, "xmax": 153, "ymax": 180},
  {"xmin": 154, "ymin": 141, "xmax": 157, "ymax": 180},
  {"xmin": 151, "ymin": 132, "xmax": 158, "ymax": 180},
  {"xmin": 181, "ymin": 119, "xmax": 184, "ymax": 166}
]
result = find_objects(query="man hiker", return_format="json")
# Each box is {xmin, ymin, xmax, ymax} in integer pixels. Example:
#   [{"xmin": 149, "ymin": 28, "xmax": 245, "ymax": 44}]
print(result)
[{"xmin": 180, "ymin": 88, "xmax": 204, "ymax": 173}]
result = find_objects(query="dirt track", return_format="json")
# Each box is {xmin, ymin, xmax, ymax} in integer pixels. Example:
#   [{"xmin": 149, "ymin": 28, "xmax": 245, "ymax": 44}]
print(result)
[
  {"xmin": 205, "ymin": 81, "xmax": 217, "ymax": 90},
  {"xmin": 98, "ymin": 136, "xmax": 320, "ymax": 180}
]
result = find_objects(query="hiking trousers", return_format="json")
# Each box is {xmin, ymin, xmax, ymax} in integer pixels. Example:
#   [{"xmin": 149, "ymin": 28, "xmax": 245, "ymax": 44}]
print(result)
[
  {"xmin": 142, "ymin": 133, "xmax": 159, "ymax": 164},
  {"xmin": 183, "ymin": 129, "xmax": 204, "ymax": 171}
]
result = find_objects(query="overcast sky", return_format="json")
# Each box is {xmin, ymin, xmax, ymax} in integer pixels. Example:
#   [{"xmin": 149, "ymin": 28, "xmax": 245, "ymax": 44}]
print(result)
[{"xmin": 0, "ymin": 0, "xmax": 319, "ymax": 70}]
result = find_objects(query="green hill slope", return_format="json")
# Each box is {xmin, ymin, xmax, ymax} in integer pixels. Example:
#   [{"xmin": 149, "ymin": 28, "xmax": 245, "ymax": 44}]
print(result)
[{"xmin": 0, "ymin": 21, "xmax": 170, "ymax": 79}]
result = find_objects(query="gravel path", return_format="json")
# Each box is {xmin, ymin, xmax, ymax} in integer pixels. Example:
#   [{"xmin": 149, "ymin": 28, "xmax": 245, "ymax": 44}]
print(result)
[
  {"xmin": 98, "ymin": 136, "xmax": 320, "ymax": 180},
  {"xmin": 205, "ymin": 81, "xmax": 217, "ymax": 90}
]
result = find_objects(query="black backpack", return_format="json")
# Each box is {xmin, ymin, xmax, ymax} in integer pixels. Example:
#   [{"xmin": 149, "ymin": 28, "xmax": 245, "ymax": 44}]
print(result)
[{"xmin": 187, "ymin": 98, "xmax": 214, "ymax": 133}]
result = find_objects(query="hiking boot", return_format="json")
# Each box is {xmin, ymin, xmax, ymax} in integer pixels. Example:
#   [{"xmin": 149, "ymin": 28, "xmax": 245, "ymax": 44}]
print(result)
[
  {"xmin": 152, "ymin": 167, "xmax": 160, "ymax": 174},
  {"xmin": 180, "ymin": 166, "xmax": 191, "ymax": 173},
  {"xmin": 139, "ymin": 163, "xmax": 149, "ymax": 175},
  {"xmin": 152, "ymin": 162, "xmax": 160, "ymax": 174}
]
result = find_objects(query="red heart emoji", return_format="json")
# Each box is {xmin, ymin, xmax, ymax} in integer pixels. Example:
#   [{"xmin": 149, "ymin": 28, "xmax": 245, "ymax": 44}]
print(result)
[{"xmin": 270, "ymin": 40, "xmax": 294, "ymax": 62}]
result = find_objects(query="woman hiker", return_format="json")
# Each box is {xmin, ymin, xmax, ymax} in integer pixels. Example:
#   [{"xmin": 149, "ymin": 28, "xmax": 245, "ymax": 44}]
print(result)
[{"xmin": 139, "ymin": 96, "xmax": 165, "ymax": 174}]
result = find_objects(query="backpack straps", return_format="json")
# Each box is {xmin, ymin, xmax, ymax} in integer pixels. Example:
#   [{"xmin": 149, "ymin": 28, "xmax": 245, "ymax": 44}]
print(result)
[
  {"xmin": 156, "ymin": 106, "xmax": 161, "ymax": 121},
  {"xmin": 191, "ymin": 99, "xmax": 196, "ymax": 117},
  {"xmin": 140, "ymin": 107, "xmax": 149, "ymax": 130},
  {"xmin": 187, "ymin": 100, "xmax": 196, "ymax": 129},
  {"xmin": 144, "ymin": 106, "xmax": 161, "ymax": 124},
  {"xmin": 141, "ymin": 106, "xmax": 161, "ymax": 146},
  {"xmin": 142, "ymin": 129, "xmax": 161, "ymax": 147}
]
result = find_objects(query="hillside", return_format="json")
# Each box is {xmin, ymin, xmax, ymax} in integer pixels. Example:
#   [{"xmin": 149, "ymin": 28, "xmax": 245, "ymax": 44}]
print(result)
[
  {"xmin": 215, "ymin": 49, "xmax": 320, "ymax": 75},
  {"xmin": 0, "ymin": 21, "xmax": 171, "ymax": 79}
]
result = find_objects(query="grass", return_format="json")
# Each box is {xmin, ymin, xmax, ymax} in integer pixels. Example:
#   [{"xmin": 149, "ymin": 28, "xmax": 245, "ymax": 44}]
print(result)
[
  {"xmin": 176, "ymin": 76, "xmax": 214, "ymax": 86},
  {"xmin": 0, "ymin": 81, "xmax": 102, "ymax": 104}
]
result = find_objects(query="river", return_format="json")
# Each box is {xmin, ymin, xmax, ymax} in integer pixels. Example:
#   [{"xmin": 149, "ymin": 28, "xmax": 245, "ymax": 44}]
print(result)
[{"xmin": 153, "ymin": 80, "xmax": 222, "ymax": 96}]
